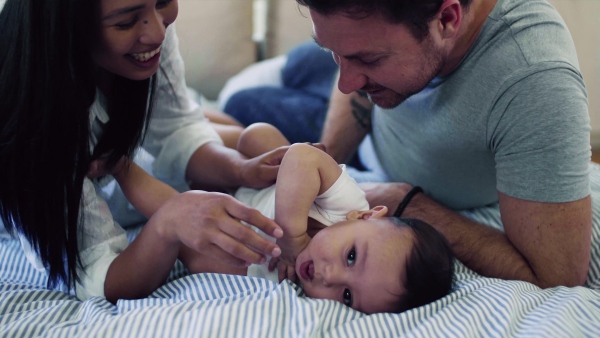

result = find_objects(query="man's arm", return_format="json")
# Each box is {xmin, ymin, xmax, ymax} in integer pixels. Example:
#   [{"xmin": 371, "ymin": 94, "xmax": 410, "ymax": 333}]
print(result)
[
  {"xmin": 364, "ymin": 182, "xmax": 591, "ymax": 287},
  {"xmin": 320, "ymin": 77, "xmax": 373, "ymax": 164}
]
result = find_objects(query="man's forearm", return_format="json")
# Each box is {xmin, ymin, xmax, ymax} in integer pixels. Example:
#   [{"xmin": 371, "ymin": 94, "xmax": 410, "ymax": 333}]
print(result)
[
  {"xmin": 320, "ymin": 85, "xmax": 372, "ymax": 164},
  {"xmin": 362, "ymin": 181, "xmax": 591, "ymax": 287},
  {"xmin": 402, "ymin": 193, "xmax": 540, "ymax": 285}
]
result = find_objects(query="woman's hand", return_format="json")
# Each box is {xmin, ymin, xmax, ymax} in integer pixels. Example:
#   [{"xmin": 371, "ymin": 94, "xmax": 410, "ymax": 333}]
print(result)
[
  {"xmin": 152, "ymin": 190, "xmax": 283, "ymax": 267},
  {"xmin": 239, "ymin": 146, "xmax": 289, "ymax": 189},
  {"xmin": 238, "ymin": 143, "xmax": 326, "ymax": 189}
]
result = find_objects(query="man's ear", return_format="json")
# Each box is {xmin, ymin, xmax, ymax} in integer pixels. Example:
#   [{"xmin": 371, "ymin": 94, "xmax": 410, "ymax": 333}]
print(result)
[
  {"xmin": 435, "ymin": 0, "xmax": 462, "ymax": 39},
  {"xmin": 346, "ymin": 206, "xmax": 389, "ymax": 220}
]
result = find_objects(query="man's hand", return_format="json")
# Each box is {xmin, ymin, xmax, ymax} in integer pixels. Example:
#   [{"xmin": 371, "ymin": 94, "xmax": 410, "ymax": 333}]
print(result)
[{"xmin": 359, "ymin": 182, "xmax": 412, "ymax": 215}]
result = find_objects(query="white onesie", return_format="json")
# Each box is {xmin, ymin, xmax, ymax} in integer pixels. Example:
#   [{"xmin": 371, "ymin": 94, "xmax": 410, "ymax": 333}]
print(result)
[{"xmin": 234, "ymin": 165, "xmax": 369, "ymax": 282}]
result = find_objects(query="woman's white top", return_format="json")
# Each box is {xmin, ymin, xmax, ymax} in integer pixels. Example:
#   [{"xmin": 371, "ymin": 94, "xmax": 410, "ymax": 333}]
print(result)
[{"xmin": 3, "ymin": 25, "xmax": 222, "ymax": 300}]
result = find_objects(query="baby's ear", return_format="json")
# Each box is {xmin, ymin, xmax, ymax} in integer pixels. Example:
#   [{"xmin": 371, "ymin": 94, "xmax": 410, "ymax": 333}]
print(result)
[{"xmin": 346, "ymin": 206, "xmax": 389, "ymax": 220}]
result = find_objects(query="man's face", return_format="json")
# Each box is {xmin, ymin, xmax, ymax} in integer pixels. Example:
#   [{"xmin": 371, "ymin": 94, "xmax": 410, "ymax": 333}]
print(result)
[
  {"xmin": 295, "ymin": 218, "xmax": 413, "ymax": 314},
  {"xmin": 310, "ymin": 9, "xmax": 446, "ymax": 109}
]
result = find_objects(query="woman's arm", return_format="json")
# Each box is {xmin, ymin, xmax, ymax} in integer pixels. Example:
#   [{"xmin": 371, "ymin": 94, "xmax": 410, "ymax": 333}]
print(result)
[
  {"xmin": 186, "ymin": 141, "xmax": 288, "ymax": 190},
  {"xmin": 113, "ymin": 160, "xmax": 178, "ymax": 218},
  {"xmin": 104, "ymin": 190, "xmax": 284, "ymax": 303}
]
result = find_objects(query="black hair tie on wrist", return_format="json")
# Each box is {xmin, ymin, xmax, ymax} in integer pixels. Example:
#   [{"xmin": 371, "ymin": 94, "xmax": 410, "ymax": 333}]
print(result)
[{"xmin": 393, "ymin": 186, "xmax": 423, "ymax": 217}]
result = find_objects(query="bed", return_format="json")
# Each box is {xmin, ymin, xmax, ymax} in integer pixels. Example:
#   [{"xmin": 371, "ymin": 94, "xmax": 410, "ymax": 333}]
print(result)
[{"xmin": 1, "ymin": 163, "xmax": 600, "ymax": 337}]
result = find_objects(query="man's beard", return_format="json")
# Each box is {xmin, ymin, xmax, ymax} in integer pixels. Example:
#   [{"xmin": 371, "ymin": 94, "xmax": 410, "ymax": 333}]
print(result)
[{"xmin": 364, "ymin": 40, "xmax": 444, "ymax": 109}]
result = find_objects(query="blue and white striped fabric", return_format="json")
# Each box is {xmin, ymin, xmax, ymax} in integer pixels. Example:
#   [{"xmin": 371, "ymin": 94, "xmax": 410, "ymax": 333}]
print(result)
[{"xmin": 2, "ymin": 163, "xmax": 600, "ymax": 337}]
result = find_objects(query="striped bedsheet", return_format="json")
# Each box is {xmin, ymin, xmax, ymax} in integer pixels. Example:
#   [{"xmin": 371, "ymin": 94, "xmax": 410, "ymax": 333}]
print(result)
[{"xmin": 2, "ymin": 163, "xmax": 600, "ymax": 337}]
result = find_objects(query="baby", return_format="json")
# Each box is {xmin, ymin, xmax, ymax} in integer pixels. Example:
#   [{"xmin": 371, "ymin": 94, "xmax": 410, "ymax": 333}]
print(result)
[
  {"xmin": 114, "ymin": 123, "xmax": 454, "ymax": 314},
  {"xmin": 211, "ymin": 123, "xmax": 454, "ymax": 314}
]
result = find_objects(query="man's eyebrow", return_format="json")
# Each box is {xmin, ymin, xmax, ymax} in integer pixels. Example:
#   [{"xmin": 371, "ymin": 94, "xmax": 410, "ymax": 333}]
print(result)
[
  {"xmin": 102, "ymin": 5, "xmax": 145, "ymax": 21},
  {"xmin": 311, "ymin": 34, "xmax": 380, "ymax": 60}
]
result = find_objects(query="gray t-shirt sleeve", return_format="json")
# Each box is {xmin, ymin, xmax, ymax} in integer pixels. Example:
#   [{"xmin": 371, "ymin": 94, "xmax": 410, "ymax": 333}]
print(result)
[{"xmin": 489, "ymin": 64, "xmax": 591, "ymax": 202}]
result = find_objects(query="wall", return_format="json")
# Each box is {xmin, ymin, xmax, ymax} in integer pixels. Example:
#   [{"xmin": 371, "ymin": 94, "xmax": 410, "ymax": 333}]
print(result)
[{"xmin": 176, "ymin": 0, "xmax": 256, "ymax": 100}]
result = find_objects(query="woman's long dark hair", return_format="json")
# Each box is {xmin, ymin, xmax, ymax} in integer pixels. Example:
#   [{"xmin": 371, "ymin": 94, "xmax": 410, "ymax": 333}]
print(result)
[{"xmin": 0, "ymin": 0, "xmax": 155, "ymax": 289}]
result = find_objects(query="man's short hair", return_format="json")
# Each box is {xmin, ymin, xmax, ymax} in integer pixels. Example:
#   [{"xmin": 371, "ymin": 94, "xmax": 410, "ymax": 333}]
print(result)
[{"xmin": 296, "ymin": 0, "xmax": 473, "ymax": 40}]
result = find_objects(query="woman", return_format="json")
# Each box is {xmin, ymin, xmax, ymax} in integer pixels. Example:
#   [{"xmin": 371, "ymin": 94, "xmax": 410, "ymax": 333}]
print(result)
[{"xmin": 0, "ymin": 0, "xmax": 284, "ymax": 303}]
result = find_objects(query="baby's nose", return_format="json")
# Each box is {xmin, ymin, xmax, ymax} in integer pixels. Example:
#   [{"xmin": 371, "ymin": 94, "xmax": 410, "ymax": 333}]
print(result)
[{"xmin": 321, "ymin": 264, "xmax": 340, "ymax": 287}]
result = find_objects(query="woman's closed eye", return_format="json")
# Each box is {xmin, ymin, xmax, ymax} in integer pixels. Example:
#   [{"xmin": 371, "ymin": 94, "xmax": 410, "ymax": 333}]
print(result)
[{"xmin": 115, "ymin": 16, "xmax": 139, "ymax": 30}]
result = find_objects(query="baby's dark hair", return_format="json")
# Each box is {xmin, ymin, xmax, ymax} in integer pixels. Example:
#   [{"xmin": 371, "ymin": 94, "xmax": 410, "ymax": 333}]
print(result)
[{"xmin": 389, "ymin": 217, "xmax": 455, "ymax": 312}]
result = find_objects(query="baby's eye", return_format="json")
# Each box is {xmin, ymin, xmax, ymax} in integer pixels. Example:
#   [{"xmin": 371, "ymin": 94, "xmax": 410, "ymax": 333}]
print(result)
[
  {"xmin": 347, "ymin": 248, "xmax": 356, "ymax": 266},
  {"xmin": 343, "ymin": 288, "xmax": 352, "ymax": 306}
]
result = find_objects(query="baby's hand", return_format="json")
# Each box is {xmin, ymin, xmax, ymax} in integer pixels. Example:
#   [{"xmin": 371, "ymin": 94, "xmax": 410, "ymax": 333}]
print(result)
[
  {"xmin": 276, "ymin": 233, "xmax": 311, "ymax": 267},
  {"xmin": 268, "ymin": 233, "xmax": 310, "ymax": 282},
  {"xmin": 268, "ymin": 257, "xmax": 297, "ymax": 283}
]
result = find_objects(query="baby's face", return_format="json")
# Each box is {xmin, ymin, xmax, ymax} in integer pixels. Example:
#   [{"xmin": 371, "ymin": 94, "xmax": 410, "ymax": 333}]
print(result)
[{"xmin": 295, "ymin": 218, "xmax": 414, "ymax": 314}]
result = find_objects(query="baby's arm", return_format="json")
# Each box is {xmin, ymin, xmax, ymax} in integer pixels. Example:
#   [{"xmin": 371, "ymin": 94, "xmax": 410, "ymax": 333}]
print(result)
[
  {"xmin": 113, "ymin": 160, "xmax": 178, "ymax": 219},
  {"xmin": 274, "ymin": 143, "xmax": 343, "ymax": 265}
]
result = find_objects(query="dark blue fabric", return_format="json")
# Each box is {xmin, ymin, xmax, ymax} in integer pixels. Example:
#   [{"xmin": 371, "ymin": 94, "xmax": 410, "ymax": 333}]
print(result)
[
  {"xmin": 224, "ymin": 41, "xmax": 337, "ymax": 143},
  {"xmin": 224, "ymin": 86, "xmax": 327, "ymax": 144},
  {"xmin": 281, "ymin": 41, "xmax": 338, "ymax": 99},
  {"xmin": 223, "ymin": 41, "xmax": 365, "ymax": 169}
]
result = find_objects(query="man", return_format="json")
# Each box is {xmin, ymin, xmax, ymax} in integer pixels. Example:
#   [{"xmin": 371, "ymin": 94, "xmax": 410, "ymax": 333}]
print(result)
[{"xmin": 296, "ymin": 0, "xmax": 592, "ymax": 288}]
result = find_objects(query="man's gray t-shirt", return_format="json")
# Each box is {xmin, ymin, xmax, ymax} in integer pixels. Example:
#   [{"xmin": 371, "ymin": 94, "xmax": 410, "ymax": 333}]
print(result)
[{"xmin": 371, "ymin": 0, "xmax": 590, "ymax": 209}]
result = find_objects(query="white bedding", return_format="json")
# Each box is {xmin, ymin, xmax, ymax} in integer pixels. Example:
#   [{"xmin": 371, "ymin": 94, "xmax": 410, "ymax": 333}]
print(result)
[{"xmin": 2, "ymin": 163, "xmax": 600, "ymax": 337}]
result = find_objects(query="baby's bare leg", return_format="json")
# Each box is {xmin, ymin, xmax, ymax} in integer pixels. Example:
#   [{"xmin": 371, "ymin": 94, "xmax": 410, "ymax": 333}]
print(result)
[
  {"xmin": 203, "ymin": 108, "xmax": 244, "ymax": 149},
  {"xmin": 237, "ymin": 123, "xmax": 290, "ymax": 158}
]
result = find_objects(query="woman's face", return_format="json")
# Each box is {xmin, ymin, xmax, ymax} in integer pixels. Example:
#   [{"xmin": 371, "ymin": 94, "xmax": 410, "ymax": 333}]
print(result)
[{"xmin": 93, "ymin": 0, "xmax": 178, "ymax": 81}]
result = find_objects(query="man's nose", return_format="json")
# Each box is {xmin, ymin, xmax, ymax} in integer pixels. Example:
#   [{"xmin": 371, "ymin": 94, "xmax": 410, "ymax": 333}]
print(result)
[{"xmin": 336, "ymin": 57, "xmax": 367, "ymax": 94}]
